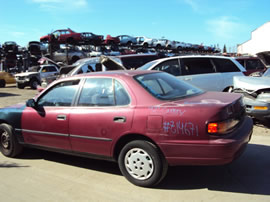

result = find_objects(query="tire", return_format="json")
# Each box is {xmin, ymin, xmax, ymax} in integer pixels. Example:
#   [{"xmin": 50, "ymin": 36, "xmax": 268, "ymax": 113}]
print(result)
[
  {"xmin": 30, "ymin": 79, "xmax": 40, "ymax": 89},
  {"xmin": 0, "ymin": 123, "xmax": 23, "ymax": 157},
  {"xmin": 126, "ymin": 41, "xmax": 132, "ymax": 47},
  {"xmin": 118, "ymin": 140, "xmax": 168, "ymax": 187},
  {"xmin": 71, "ymin": 56, "xmax": 80, "ymax": 64},
  {"xmin": 67, "ymin": 38, "xmax": 75, "ymax": 45},
  {"xmin": 156, "ymin": 44, "xmax": 162, "ymax": 49},
  {"xmin": 17, "ymin": 83, "xmax": 25, "ymax": 89},
  {"xmin": 0, "ymin": 79, "xmax": 6, "ymax": 88},
  {"xmin": 143, "ymin": 43, "xmax": 148, "ymax": 48}
]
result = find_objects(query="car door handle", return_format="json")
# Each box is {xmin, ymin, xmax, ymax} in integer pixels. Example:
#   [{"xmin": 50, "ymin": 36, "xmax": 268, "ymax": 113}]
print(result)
[
  {"xmin": 113, "ymin": 116, "xmax": 126, "ymax": 123},
  {"xmin": 57, "ymin": 115, "xmax": 66, "ymax": 120}
]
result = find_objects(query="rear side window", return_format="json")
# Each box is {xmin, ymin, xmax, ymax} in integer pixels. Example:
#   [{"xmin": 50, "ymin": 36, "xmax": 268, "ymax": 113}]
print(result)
[
  {"xmin": 78, "ymin": 78, "xmax": 130, "ymax": 106},
  {"xmin": 181, "ymin": 58, "xmax": 215, "ymax": 75},
  {"xmin": 246, "ymin": 59, "xmax": 265, "ymax": 70},
  {"xmin": 153, "ymin": 59, "xmax": 180, "ymax": 76},
  {"xmin": 213, "ymin": 58, "xmax": 240, "ymax": 72}
]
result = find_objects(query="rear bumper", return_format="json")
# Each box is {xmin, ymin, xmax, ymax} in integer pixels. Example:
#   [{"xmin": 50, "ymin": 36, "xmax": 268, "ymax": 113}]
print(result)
[{"xmin": 159, "ymin": 116, "xmax": 253, "ymax": 166}]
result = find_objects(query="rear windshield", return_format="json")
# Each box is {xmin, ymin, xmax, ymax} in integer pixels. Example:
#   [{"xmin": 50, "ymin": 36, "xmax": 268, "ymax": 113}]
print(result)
[{"xmin": 134, "ymin": 72, "xmax": 203, "ymax": 100}]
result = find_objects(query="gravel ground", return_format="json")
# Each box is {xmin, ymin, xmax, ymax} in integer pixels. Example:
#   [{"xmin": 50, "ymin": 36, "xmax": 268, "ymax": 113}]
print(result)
[{"xmin": 0, "ymin": 84, "xmax": 269, "ymax": 136}]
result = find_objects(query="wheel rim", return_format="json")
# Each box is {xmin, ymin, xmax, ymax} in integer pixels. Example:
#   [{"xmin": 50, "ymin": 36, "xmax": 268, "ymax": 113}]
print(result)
[
  {"xmin": 32, "ymin": 81, "xmax": 38, "ymax": 88},
  {"xmin": 1, "ymin": 130, "xmax": 10, "ymax": 149},
  {"xmin": 124, "ymin": 148, "xmax": 154, "ymax": 180}
]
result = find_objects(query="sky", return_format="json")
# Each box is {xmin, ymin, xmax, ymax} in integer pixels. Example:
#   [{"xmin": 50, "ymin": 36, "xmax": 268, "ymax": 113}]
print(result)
[{"xmin": 0, "ymin": 0, "xmax": 269, "ymax": 52}]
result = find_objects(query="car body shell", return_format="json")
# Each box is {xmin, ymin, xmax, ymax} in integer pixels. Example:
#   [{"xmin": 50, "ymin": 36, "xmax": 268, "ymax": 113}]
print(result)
[
  {"xmin": 80, "ymin": 32, "xmax": 104, "ymax": 45},
  {"xmin": 40, "ymin": 29, "xmax": 83, "ymax": 44},
  {"xmin": 117, "ymin": 35, "xmax": 137, "ymax": 46},
  {"xmin": 0, "ymin": 70, "xmax": 252, "ymax": 167}
]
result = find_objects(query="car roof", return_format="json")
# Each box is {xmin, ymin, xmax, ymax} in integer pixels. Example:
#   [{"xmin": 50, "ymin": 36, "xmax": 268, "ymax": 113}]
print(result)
[
  {"xmin": 150, "ymin": 55, "xmax": 235, "ymax": 63},
  {"xmin": 116, "ymin": 53, "xmax": 158, "ymax": 58},
  {"xmin": 67, "ymin": 70, "xmax": 158, "ymax": 80}
]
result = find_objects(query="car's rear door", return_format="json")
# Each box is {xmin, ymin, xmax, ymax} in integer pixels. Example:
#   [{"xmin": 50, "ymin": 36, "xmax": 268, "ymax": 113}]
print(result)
[
  {"xmin": 179, "ymin": 57, "xmax": 223, "ymax": 91},
  {"xmin": 21, "ymin": 79, "xmax": 80, "ymax": 150},
  {"xmin": 212, "ymin": 58, "xmax": 244, "ymax": 91},
  {"xmin": 69, "ymin": 77, "xmax": 134, "ymax": 156}
]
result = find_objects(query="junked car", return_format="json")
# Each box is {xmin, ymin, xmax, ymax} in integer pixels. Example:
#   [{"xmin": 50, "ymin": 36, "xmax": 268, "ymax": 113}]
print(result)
[
  {"xmin": 138, "ymin": 55, "xmax": 246, "ymax": 92},
  {"xmin": 232, "ymin": 67, "xmax": 270, "ymax": 121},
  {"xmin": 0, "ymin": 70, "xmax": 252, "ymax": 187},
  {"xmin": 0, "ymin": 71, "xmax": 16, "ymax": 87},
  {"xmin": 15, "ymin": 64, "xmax": 59, "ymax": 89},
  {"xmin": 117, "ymin": 35, "xmax": 137, "ymax": 46},
  {"xmin": 41, "ymin": 56, "xmax": 125, "ymax": 88}
]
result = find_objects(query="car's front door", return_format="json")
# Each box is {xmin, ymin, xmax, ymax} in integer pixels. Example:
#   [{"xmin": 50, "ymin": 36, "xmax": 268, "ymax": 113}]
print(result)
[
  {"xmin": 21, "ymin": 79, "xmax": 80, "ymax": 150},
  {"xmin": 69, "ymin": 77, "xmax": 134, "ymax": 156}
]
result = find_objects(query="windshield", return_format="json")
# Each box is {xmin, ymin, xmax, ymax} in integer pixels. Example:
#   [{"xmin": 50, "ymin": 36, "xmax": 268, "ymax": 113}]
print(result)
[
  {"xmin": 263, "ymin": 68, "xmax": 270, "ymax": 77},
  {"xmin": 134, "ymin": 72, "xmax": 203, "ymax": 100},
  {"xmin": 137, "ymin": 60, "xmax": 159, "ymax": 70}
]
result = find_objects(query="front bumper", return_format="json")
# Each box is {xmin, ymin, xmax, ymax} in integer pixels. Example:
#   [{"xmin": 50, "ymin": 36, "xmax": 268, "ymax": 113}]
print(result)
[
  {"xmin": 243, "ymin": 96, "xmax": 270, "ymax": 119},
  {"xmin": 159, "ymin": 116, "xmax": 253, "ymax": 166}
]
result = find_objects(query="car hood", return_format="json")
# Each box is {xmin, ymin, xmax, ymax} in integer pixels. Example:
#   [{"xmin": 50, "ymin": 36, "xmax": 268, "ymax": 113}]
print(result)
[
  {"xmin": 3, "ymin": 103, "xmax": 25, "ymax": 109},
  {"xmin": 15, "ymin": 72, "xmax": 39, "ymax": 77},
  {"xmin": 234, "ymin": 76, "xmax": 270, "ymax": 91}
]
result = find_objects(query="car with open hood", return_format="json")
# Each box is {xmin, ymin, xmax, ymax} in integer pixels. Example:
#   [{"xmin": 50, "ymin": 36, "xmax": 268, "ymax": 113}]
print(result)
[
  {"xmin": 0, "ymin": 70, "xmax": 253, "ymax": 187},
  {"xmin": 233, "ymin": 66, "xmax": 270, "ymax": 120}
]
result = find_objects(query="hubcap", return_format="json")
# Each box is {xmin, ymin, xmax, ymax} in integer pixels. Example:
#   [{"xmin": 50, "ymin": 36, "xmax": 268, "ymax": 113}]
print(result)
[
  {"xmin": 124, "ymin": 148, "xmax": 154, "ymax": 180},
  {"xmin": 1, "ymin": 131, "xmax": 10, "ymax": 149}
]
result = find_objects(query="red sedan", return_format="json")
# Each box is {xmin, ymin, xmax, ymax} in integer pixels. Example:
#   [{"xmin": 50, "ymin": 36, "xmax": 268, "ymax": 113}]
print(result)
[{"xmin": 0, "ymin": 70, "xmax": 253, "ymax": 187}]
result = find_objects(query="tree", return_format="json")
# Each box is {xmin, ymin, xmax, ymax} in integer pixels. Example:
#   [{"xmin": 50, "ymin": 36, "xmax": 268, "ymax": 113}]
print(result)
[{"xmin": 223, "ymin": 44, "xmax": 227, "ymax": 53}]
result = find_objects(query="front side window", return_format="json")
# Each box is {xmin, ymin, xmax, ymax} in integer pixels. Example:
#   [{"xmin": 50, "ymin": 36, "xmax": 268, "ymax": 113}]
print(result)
[
  {"xmin": 181, "ymin": 58, "xmax": 215, "ymax": 75},
  {"xmin": 153, "ymin": 59, "xmax": 180, "ymax": 76},
  {"xmin": 78, "ymin": 78, "xmax": 130, "ymax": 106},
  {"xmin": 38, "ymin": 80, "xmax": 80, "ymax": 107},
  {"xmin": 134, "ymin": 72, "xmax": 203, "ymax": 100}
]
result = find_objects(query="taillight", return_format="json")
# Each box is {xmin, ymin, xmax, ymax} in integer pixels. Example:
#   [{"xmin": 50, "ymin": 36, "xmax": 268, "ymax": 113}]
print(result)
[{"xmin": 207, "ymin": 118, "xmax": 239, "ymax": 135}]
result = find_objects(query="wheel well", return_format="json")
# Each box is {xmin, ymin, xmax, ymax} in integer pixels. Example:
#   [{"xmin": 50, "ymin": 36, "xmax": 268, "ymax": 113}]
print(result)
[
  {"xmin": 223, "ymin": 86, "xmax": 233, "ymax": 92},
  {"xmin": 0, "ymin": 120, "xmax": 8, "ymax": 125},
  {"xmin": 113, "ymin": 133, "xmax": 158, "ymax": 161}
]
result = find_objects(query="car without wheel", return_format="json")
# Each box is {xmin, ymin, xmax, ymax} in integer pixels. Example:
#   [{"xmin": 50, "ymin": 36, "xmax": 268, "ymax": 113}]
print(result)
[
  {"xmin": 138, "ymin": 55, "xmax": 246, "ymax": 92},
  {"xmin": 0, "ymin": 70, "xmax": 253, "ymax": 187},
  {"xmin": 15, "ymin": 64, "xmax": 59, "ymax": 89}
]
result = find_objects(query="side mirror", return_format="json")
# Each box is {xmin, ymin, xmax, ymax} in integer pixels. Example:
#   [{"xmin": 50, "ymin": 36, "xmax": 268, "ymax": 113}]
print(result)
[{"xmin": 26, "ymin": 99, "xmax": 36, "ymax": 108}]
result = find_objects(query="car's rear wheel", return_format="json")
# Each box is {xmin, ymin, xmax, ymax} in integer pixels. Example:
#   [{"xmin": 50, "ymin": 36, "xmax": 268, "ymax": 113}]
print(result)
[
  {"xmin": 0, "ymin": 79, "xmax": 6, "ymax": 88},
  {"xmin": 0, "ymin": 123, "xmax": 23, "ymax": 157},
  {"xmin": 118, "ymin": 140, "xmax": 168, "ymax": 187}
]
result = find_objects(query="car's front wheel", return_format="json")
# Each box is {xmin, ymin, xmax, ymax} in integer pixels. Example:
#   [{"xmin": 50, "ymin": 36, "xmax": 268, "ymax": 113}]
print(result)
[
  {"xmin": 0, "ymin": 79, "xmax": 6, "ymax": 88},
  {"xmin": 0, "ymin": 123, "xmax": 23, "ymax": 157},
  {"xmin": 118, "ymin": 140, "xmax": 168, "ymax": 187},
  {"xmin": 17, "ymin": 83, "xmax": 25, "ymax": 89}
]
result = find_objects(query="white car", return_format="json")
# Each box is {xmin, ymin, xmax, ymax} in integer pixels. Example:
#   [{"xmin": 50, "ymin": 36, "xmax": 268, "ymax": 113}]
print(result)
[
  {"xmin": 136, "ymin": 36, "xmax": 155, "ymax": 48},
  {"xmin": 138, "ymin": 55, "xmax": 246, "ymax": 92}
]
